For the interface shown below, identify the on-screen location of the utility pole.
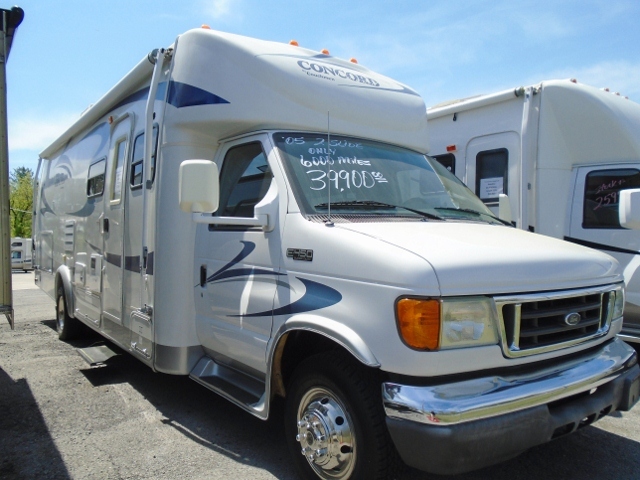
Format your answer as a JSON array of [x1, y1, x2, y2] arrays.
[[0, 6, 24, 329]]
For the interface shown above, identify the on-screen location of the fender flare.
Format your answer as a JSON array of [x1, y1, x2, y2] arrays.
[[55, 265, 75, 319], [270, 314, 380, 368]]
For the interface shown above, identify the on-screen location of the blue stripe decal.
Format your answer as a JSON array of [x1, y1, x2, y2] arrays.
[[234, 277, 342, 318], [167, 81, 229, 108]]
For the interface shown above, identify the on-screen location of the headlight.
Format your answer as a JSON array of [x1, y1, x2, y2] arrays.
[[396, 296, 499, 351], [611, 285, 625, 320], [441, 297, 499, 349]]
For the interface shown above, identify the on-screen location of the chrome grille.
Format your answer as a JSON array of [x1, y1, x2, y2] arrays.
[[496, 286, 615, 358]]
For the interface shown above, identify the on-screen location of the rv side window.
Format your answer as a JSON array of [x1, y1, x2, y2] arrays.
[[87, 158, 106, 197], [130, 125, 159, 188], [217, 142, 272, 218], [583, 168, 640, 229], [476, 148, 508, 204], [432, 153, 455, 174], [110, 138, 127, 202]]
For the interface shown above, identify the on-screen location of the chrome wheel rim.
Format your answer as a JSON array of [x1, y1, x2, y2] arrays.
[[295, 386, 356, 479]]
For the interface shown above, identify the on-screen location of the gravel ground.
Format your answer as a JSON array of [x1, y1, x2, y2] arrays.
[[1, 271, 640, 479]]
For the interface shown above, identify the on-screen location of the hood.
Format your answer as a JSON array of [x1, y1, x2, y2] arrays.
[[335, 222, 621, 296]]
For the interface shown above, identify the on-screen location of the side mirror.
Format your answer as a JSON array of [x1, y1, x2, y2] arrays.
[[179, 160, 219, 213], [498, 194, 512, 223], [619, 188, 640, 229]]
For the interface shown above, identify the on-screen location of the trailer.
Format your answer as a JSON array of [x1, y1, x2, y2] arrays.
[[427, 79, 640, 345], [10, 237, 32, 271], [34, 31, 640, 479]]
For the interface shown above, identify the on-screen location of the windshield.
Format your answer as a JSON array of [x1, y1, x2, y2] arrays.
[[273, 132, 502, 224]]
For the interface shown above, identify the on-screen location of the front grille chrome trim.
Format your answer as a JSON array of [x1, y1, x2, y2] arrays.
[[495, 285, 620, 358]]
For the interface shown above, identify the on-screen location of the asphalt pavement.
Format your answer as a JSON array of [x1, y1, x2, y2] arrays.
[[1, 272, 639, 479]]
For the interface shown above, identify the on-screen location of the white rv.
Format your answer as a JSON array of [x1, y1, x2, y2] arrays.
[[10, 237, 32, 272], [427, 79, 640, 346], [34, 31, 640, 478]]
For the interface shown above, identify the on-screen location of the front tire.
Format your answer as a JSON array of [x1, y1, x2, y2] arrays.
[[284, 351, 399, 480], [56, 287, 79, 340]]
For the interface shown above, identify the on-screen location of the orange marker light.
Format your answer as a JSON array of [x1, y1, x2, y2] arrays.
[[349, 58, 358, 64], [289, 40, 299, 46], [446, 144, 457, 152], [321, 48, 330, 55], [396, 298, 440, 350], [201, 24, 211, 29]]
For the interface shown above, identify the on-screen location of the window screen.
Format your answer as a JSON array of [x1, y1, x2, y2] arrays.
[[130, 125, 159, 188], [583, 168, 640, 229], [87, 158, 106, 197], [476, 148, 508, 204], [432, 153, 455, 174]]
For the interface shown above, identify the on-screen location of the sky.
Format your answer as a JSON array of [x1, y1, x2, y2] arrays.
[[4, 0, 640, 174]]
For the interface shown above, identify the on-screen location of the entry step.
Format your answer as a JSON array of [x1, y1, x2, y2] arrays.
[[77, 344, 120, 367]]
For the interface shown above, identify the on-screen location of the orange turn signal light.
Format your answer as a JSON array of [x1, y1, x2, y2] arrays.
[[396, 298, 440, 350]]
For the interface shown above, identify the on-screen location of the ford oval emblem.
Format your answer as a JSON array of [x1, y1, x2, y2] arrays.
[[564, 312, 581, 326]]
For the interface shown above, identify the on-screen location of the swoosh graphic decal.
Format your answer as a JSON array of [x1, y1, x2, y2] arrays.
[[206, 241, 255, 283], [209, 267, 283, 283], [233, 277, 342, 318], [167, 81, 230, 108]]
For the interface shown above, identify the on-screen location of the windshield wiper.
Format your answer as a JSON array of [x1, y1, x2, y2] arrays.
[[315, 200, 443, 220], [434, 207, 512, 226]]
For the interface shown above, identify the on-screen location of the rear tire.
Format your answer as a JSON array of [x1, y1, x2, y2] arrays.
[[284, 351, 399, 480], [56, 286, 79, 340]]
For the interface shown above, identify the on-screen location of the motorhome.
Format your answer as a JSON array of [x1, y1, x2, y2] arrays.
[[33, 31, 640, 478], [10, 237, 32, 272], [427, 79, 640, 346]]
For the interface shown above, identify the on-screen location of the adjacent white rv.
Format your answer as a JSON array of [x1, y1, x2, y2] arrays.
[[10, 237, 32, 272], [427, 79, 640, 345], [34, 31, 640, 479]]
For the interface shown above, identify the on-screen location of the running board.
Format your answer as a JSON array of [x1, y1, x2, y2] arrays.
[[189, 357, 268, 419], [77, 344, 120, 367]]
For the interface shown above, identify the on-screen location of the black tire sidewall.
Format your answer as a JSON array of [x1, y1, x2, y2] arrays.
[[284, 352, 393, 480]]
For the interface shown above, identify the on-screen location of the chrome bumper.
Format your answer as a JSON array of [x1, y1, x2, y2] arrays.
[[383, 338, 638, 426]]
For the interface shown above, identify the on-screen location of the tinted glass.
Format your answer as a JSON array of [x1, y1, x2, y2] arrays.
[[583, 168, 640, 228]]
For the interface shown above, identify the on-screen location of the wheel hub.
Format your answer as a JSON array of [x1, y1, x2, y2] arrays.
[[295, 388, 355, 479]]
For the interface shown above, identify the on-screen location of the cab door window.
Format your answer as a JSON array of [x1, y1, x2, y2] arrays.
[[583, 168, 640, 228], [217, 142, 272, 218]]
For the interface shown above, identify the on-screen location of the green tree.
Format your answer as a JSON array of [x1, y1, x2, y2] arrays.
[[9, 166, 33, 238]]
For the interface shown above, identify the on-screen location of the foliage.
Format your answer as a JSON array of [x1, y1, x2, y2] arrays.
[[9, 166, 33, 238]]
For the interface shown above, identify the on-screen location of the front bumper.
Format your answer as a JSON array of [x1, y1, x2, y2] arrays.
[[383, 338, 640, 475]]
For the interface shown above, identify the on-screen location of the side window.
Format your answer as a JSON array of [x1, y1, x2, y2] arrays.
[[583, 168, 640, 229], [111, 138, 127, 202], [87, 158, 106, 197], [476, 148, 508, 204], [218, 142, 272, 218], [130, 125, 159, 188], [432, 153, 455, 174]]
